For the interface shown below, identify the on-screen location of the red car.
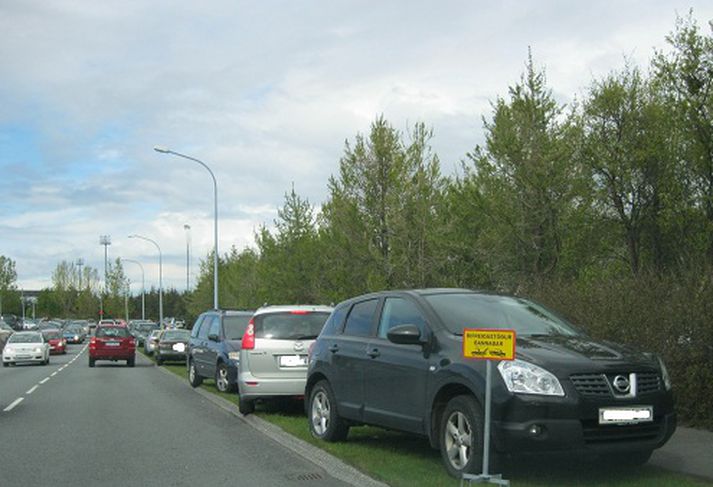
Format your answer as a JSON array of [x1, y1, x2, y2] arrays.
[[41, 329, 67, 355], [89, 324, 135, 367]]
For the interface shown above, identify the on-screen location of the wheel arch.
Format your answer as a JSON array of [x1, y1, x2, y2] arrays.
[[429, 382, 481, 449]]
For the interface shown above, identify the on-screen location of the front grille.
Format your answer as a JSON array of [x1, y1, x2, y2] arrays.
[[637, 371, 662, 395], [581, 417, 663, 444], [570, 373, 609, 397]]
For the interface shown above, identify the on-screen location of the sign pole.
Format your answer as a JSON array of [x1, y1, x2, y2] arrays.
[[483, 360, 492, 477]]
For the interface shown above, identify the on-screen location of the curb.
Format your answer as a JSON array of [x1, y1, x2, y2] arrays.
[[148, 357, 389, 487]]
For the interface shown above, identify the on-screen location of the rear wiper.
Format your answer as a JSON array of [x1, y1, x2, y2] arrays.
[[291, 335, 317, 340]]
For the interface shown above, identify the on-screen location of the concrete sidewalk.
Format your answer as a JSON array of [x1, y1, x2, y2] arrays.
[[651, 426, 713, 482]]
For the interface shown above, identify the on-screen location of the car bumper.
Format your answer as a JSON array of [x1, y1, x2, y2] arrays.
[[491, 392, 677, 454], [3, 354, 45, 363], [238, 370, 306, 399], [90, 350, 135, 360], [156, 351, 187, 362], [50, 346, 65, 354]]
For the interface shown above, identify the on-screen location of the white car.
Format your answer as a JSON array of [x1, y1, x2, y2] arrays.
[[2, 331, 50, 366]]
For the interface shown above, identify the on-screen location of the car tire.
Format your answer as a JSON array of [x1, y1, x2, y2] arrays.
[[43, 357, 50, 366], [308, 380, 349, 442], [439, 395, 495, 478], [239, 395, 255, 415], [89, 358, 95, 367], [155, 356, 163, 366], [127, 358, 135, 367], [188, 360, 203, 387], [215, 362, 234, 393]]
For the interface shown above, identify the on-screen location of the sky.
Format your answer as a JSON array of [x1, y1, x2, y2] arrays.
[[1, 1, 711, 293]]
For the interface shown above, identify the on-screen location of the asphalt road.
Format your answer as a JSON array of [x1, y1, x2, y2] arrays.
[[0, 344, 351, 487]]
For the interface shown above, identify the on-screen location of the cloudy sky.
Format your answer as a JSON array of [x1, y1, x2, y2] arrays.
[[1, 1, 711, 292]]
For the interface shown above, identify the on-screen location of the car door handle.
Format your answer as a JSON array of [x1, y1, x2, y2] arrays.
[[328, 344, 339, 353], [367, 348, 380, 358]]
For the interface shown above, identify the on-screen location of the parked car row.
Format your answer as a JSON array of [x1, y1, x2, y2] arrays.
[[178, 288, 677, 478]]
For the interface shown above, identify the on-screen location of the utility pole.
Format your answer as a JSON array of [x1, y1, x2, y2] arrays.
[[184, 224, 191, 291], [76, 258, 85, 289], [99, 235, 111, 318]]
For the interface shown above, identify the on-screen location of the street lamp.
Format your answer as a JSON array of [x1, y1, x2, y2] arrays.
[[154, 145, 219, 310], [121, 258, 145, 320], [128, 234, 162, 327], [99, 235, 111, 317], [183, 224, 191, 292]]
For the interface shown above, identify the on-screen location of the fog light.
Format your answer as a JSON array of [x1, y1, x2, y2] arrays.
[[528, 424, 543, 436]]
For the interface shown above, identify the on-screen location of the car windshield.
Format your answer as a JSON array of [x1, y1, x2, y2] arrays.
[[96, 327, 130, 338], [162, 330, 189, 341], [138, 324, 158, 333], [223, 315, 252, 340], [0, 322, 12, 331], [424, 293, 580, 338], [42, 331, 61, 340], [253, 312, 331, 340], [9, 333, 42, 344]]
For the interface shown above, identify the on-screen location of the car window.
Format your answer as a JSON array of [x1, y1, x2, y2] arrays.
[[223, 315, 251, 340], [208, 317, 221, 338], [190, 316, 205, 338], [343, 299, 378, 337], [424, 293, 580, 337], [253, 311, 331, 340], [96, 327, 130, 338], [9, 333, 42, 343], [198, 316, 214, 340], [163, 330, 190, 341], [321, 306, 348, 336], [43, 331, 62, 340], [377, 297, 427, 339]]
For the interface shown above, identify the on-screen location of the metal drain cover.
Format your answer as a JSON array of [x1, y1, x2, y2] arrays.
[[285, 472, 324, 481]]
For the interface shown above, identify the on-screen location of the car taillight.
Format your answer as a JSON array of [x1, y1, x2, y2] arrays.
[[128, 339, 136, 347], [290, 310, 310, 315], [90, 337, 97, 346], [241, 319, 255, 350]]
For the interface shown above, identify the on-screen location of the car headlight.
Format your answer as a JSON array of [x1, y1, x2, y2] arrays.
[[658, 356, 672, 391], [74, 335, 79, 340], [498, 359, 565, 396], [228, 351, 240, 361], [34, 347, 42, 353]]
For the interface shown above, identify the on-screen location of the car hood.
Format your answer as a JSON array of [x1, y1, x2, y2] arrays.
[[515, 334, 657, 374], [4, 343, 44, 352]]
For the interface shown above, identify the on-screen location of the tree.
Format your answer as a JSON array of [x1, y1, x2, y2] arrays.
[[462, 54, 582, 285], [581, 66, 680, 274], [0, 256, 18, 316], [653, 14, 713, 263]]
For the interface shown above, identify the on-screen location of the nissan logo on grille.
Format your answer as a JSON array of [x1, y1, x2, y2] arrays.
[[613, 375, 631, 394]]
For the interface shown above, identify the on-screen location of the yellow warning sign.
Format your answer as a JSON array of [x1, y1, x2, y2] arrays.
[[463, 328, 516, 360]]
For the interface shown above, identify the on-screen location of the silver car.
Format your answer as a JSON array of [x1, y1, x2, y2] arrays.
[[237, 305, 333, 414], [2, 331, 50, 366], [144, 329, 162, 355]]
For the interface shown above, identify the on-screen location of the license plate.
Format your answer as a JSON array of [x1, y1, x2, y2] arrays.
[[599, 406, 653, 425], [279, 355, 307, 367], [105, 341, 120, 347], [172, 343, 186, 352]]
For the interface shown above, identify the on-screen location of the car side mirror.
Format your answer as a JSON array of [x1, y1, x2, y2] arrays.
[[387, 324, 423, 345], [208, 333, 220, 342]]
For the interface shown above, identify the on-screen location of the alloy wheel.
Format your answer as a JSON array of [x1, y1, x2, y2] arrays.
[[216, 365, 229, 392], [311, 390, 330, 436], [444, 411, 473, 470]]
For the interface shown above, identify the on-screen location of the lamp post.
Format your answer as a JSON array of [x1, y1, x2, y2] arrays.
[[76, 258, 84, 289], [99, 235, 111, 317], [183, 224, 191, 292], [128, 234, 162, 327], [154, 146, 219, 310], [121, 258, 145, 320]]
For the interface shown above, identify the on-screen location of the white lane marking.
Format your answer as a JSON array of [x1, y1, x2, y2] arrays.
[[4, 397, 24, 412], [26, 385, 38, 395], [51, 371, 58, 377], [39, 377, 50, 384]]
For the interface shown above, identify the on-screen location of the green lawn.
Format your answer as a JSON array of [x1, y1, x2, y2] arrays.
[[151, 356, 711, 487]]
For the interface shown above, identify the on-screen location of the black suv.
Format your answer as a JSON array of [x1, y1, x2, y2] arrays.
[[187, 310, 253, 393], [306, 289, 676, 477]]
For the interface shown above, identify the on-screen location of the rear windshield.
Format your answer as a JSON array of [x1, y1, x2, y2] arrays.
[[253, 311, 330, 340], [424, 293, 580, 337], [223, 315, 252, 340], [43, 331, 61, 340], [137, 324, 158, 333], [162, 330, 190, 341], [9, 333, 42, 343], [96, 327, 130, 338]]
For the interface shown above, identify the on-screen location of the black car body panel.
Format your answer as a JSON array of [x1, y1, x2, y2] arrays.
[[307, 289, 676, 458]]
